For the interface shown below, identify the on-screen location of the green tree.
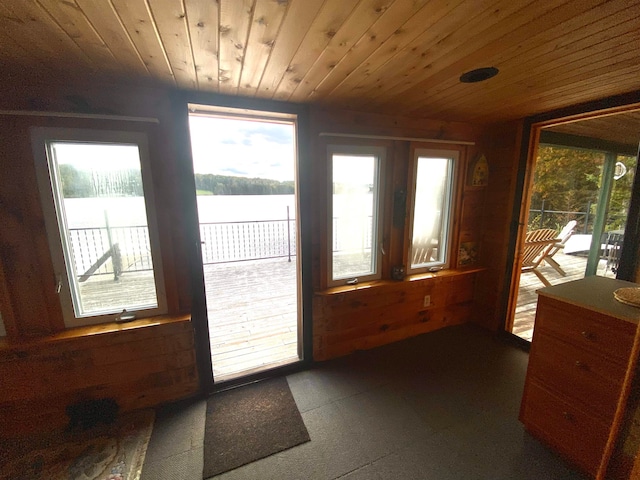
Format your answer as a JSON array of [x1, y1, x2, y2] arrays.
[[193, 174, 295, 195], [59, 164, 93, 197], [530, 146, 635, 233]]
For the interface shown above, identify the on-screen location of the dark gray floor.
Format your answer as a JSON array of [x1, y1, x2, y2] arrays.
[[141, 324, 588, 479]]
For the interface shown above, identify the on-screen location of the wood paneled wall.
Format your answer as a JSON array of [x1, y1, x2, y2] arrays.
[[0, 83, 202, 437], [0, 316, 197, 438], [0, 81, 520, 436], [308, 108, 494, 359], [472, 122, 524, 331], [314, 270, 482, 361]]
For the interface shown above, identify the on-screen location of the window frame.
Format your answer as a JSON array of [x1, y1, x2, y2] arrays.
[[326, 144, 385, 287], [31, 127, 168, 328], [406, 147, 459, 274]]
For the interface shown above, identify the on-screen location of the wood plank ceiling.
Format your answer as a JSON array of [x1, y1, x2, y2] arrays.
[[545, 111, 640, 149], [1, 0, 639, 124]]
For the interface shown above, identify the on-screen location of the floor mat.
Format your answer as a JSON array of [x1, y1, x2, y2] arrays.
[[203, 377, 310, 478]]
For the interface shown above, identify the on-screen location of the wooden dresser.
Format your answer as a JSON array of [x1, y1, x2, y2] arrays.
[[520, 276, 640, 478]]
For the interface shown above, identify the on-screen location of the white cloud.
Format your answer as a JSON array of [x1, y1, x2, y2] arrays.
[[188, 115, 295, 182]]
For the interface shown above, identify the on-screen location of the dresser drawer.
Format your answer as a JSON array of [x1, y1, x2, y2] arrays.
[[528, 332, 624, 420], [535, 297, 636, 364], [521, 381, 609, 476]]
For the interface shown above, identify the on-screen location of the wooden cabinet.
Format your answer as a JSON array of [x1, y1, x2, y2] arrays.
[[520, 276, 640, 478]]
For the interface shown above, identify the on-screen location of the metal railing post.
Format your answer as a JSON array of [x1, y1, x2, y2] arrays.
[[584, 201, 591, 233], [287, 206, 291, 262]]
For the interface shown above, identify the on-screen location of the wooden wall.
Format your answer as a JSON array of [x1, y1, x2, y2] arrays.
[[308, 108, 496, 360], [472, 122, 524, 331], [0, 316, 197, 438], [0, 83, 202, 438], [0, 81, 521, 437]]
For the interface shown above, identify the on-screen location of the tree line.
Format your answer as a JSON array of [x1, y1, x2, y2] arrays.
[[530, 146, 635, 231], [195, 173, 294, 195], [59, 164, 143, 198], [58, 165, 294, 198]]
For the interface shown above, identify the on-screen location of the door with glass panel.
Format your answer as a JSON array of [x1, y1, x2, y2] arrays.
[[509, 129, 637, 342], [187, 107, 302, 383]]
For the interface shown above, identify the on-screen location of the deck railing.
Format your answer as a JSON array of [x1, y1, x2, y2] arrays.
[[69, 218, 298, 277], [200, 219, 297, 264], [69, 225, 153, 277], [529, 201, 625, 233], [69, 214, 378, 278]]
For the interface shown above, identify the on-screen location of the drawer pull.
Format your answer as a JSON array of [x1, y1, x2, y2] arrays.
[[562, 411, 573, 421], [581, 331, 594, 340]]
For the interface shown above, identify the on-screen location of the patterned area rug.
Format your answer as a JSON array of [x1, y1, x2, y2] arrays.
[[0, 409, 154, 480]]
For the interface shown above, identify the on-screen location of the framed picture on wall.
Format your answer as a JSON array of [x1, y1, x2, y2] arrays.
[[469, 154, 489, 187]]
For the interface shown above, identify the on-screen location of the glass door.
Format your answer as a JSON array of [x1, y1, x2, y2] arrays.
[[510, 131, 636, 342], [187, 108, 302, 382]]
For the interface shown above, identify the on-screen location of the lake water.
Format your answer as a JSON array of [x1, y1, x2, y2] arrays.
[[64, 194, 297, 229]]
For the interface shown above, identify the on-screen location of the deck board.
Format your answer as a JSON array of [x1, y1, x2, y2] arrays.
[[512, 251, 616, 341], [203, 258, 300, 382]]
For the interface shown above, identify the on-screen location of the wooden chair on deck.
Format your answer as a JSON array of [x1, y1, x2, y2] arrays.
[[540, 220, 577, 276], [521, 228, 560, 287]]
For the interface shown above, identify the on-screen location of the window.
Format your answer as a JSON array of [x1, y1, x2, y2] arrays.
[[31, 128, 166, 327], [408, 148, 457, 272], [328, 145, 384, 286]]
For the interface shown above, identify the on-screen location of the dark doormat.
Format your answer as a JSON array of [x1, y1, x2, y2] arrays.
[[203, 376, 310, 478]]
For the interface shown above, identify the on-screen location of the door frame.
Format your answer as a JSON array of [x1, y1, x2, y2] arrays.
[[170, 92, 313, 394], [499, 91, 640, 340]]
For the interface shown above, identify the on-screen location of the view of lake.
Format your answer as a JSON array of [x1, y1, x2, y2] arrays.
[[64, 194, 298, 229]]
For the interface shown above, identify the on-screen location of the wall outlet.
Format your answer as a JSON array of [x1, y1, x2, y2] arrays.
[[423, 295, 431, 308]]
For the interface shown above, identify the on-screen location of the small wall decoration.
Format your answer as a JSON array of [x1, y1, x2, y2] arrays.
[[470, 153, 489, 187], [458, 241, 478, 267]]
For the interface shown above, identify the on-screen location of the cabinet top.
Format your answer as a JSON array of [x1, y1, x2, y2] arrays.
[[538, 276, 640, 324]]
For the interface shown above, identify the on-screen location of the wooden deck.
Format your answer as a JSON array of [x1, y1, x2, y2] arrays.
[[79, 257, 300, 383], [512, 251, 616, 341], [203, 258, 300, 382]]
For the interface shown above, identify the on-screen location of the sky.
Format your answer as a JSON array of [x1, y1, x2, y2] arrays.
[[188, 115, 296, 182], [52, 142, 141, 172]]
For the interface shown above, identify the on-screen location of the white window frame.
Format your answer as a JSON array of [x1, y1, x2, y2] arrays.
[[31, 127, 167, 328], [407, 148, 457, 273], [327, 144, 385, 287]]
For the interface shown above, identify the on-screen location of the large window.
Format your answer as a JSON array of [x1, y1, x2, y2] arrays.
[[408, 148, 456, 272], [328, 145, 384, 286], [32, 128, 166, 328]]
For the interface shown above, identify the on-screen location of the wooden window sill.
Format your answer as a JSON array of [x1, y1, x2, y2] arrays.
[[0, 314, 191, 352], [316, 267, 485, 296]]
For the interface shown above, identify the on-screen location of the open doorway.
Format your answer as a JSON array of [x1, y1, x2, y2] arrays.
[[507, 109, 640, 341], [187, 106, 302, 382]]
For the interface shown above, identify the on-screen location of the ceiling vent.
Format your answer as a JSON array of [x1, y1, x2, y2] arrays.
[[460, 67, 499, 83]]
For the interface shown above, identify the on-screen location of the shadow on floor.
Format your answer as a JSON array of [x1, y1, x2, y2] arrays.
[[141, 324, 588, 480]]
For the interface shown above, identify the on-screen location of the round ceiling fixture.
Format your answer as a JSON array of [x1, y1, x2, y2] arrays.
[[459, 67, 499, 83]]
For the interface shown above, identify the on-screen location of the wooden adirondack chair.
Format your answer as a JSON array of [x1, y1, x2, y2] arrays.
[[541, 220, 577, 276], [521, 228, 560, 287]]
